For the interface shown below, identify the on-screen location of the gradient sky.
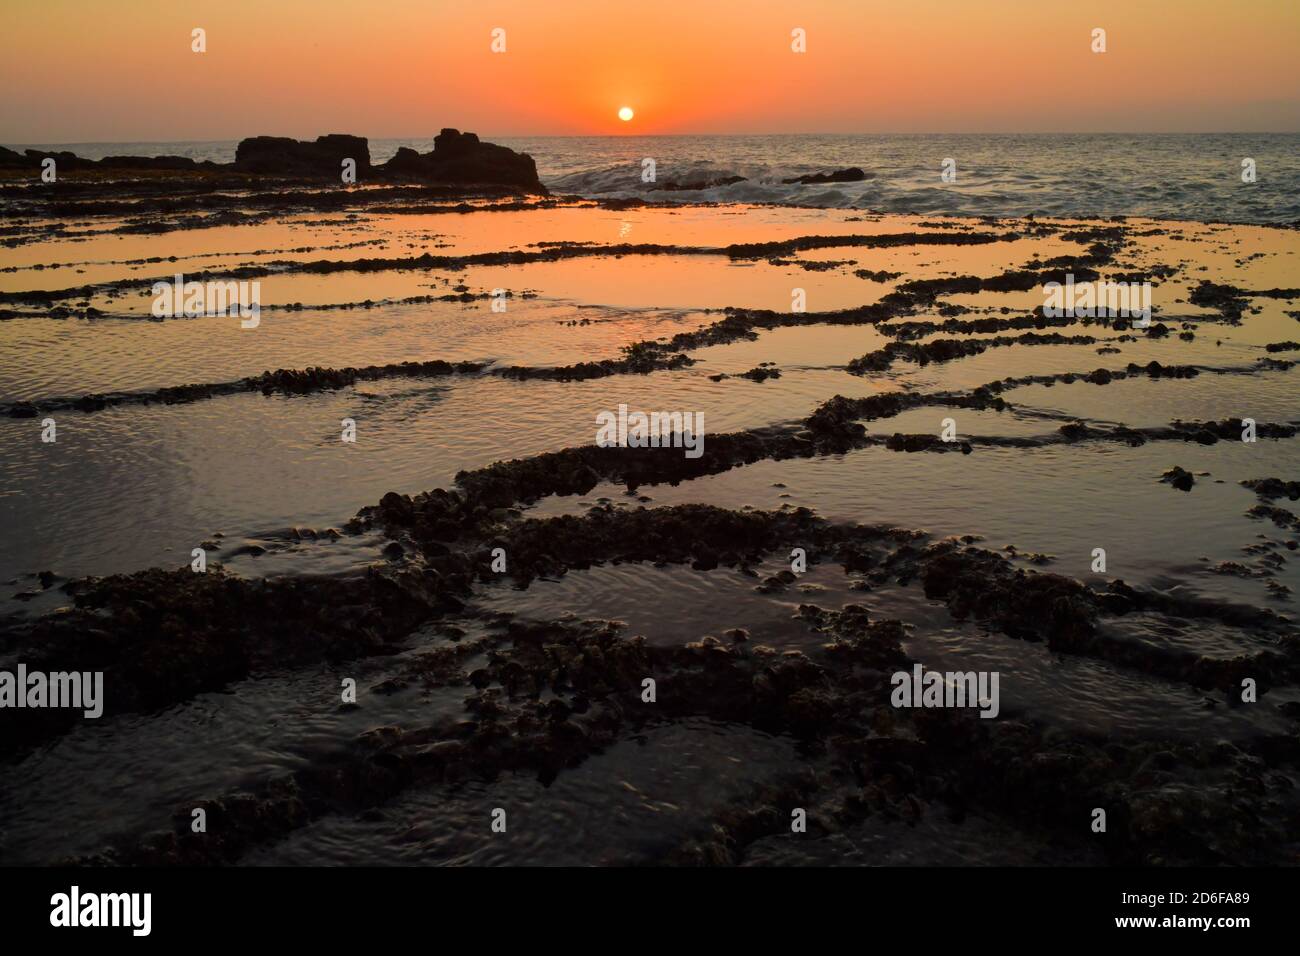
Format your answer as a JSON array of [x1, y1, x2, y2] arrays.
[[2, 0, 1297, 142]]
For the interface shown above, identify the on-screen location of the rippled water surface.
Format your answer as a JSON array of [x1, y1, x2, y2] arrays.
[[2, 176, 1298, 867]]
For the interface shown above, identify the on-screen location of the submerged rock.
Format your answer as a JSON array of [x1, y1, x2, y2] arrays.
[[655, 175, 747, 191], [1160, 466, 1196, 492], [782, 167, 869, 185], [738, 365, 782, 382], [1242, 477, 1300, 501]]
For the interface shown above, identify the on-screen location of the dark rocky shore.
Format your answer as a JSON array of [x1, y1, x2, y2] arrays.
[[0, 128, 545, 193], [6, 492, 1299, 865]]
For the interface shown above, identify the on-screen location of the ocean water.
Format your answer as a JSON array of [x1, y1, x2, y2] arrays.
[[11, 133, 1300, 224]]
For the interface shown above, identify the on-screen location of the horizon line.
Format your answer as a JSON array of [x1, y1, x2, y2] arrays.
[[7, 130, 1300, 147]]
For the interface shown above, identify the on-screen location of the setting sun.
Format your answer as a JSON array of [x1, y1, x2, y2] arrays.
[[618, 106, 634, 122]]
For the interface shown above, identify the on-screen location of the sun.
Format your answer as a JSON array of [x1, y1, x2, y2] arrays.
[[618, 106, 634, 122]]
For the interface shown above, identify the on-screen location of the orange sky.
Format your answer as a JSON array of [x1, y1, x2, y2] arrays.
[[2, 0, 1297, 142]]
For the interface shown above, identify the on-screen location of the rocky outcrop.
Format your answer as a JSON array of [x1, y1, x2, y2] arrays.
[[1, 130, 545, 194], [0, 148, 95, 171], [0, 145, 24, 167], [234, 133, 370, 176], [379, 129, 543, 191], [0, 146, 213, 172]]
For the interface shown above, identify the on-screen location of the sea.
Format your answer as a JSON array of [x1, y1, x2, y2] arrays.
[[11, 132, 1300, 224]]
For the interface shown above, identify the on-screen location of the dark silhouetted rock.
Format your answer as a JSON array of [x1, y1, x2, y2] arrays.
[[1241, 477, 1300, 501], [379, 129, 543, 192], [1161, 466, 1196, 492], [3, 130, 544, 194], [98, 155, 203, 170], [381, 147, 428, 176], [783, 167, 869, 185], [21, 149, 93, 170], [656, 175, 747, 191], [234, 134, 371, 176], [0, 145, 29, 168]]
